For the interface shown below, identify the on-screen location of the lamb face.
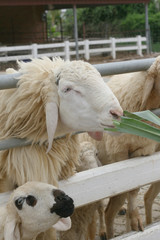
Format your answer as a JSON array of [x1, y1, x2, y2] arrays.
[[57, 60, 123, 140], [11, 182, 74, 236]]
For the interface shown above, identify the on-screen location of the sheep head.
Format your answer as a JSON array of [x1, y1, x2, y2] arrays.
[[45, 59, 123, 151], [3, 181, 74, 240], [11, 58, 123, 152]]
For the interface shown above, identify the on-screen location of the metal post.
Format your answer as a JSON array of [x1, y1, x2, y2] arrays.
[[73, 4, 79, 60], [145, 3, 150, 54]]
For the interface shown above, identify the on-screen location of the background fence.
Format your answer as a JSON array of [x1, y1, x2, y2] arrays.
[[0, 58, 160, 239], [0, 35, 147, 62]]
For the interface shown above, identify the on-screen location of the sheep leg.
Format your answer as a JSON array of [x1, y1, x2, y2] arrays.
[[97, 201, 107, 240], [87, 212, 97, 240], [105, 193, 127, 239], [144, 182, 160, 225], [127, 188, 144, 232]]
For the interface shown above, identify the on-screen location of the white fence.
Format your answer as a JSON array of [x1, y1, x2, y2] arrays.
[[0, 35, 147, 62], [0, 58, 160, 239]]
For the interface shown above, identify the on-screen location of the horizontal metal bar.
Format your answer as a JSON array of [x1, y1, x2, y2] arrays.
[[0, 108, 159, 151], [0, 73, 20, 89], [0, 138, 31, 151], [94, 57, 155, 76], [0, 58, 156, 89]]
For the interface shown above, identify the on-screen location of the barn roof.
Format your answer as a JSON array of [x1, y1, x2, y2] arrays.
[[0, 0, 150, 7]]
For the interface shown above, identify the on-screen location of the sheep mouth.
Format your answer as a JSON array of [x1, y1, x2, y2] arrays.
[[100, 123, 115, 128]]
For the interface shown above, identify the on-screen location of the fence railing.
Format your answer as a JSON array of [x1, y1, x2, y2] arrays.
[[0, 58, 160, 239], [0, 35, 147, 62]]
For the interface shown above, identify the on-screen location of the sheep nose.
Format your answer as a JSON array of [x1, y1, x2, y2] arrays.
[[51, 189, 74, 217], [53, 189, 70, 202], [110, 109, 123, 120]]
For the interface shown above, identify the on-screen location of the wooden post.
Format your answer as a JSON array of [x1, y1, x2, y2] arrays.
[[137, 35, 142, 56], [32, 44, 38, 58], [110, 37, 116, 59], [84, 39, 89, 60], [64, 41, 70, 60]]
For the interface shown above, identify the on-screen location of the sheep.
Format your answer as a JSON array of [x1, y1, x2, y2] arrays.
[[79, 56, 160, 239], [59, 141, 106, 240], [0, 181, 74, 240], [0, 57, 123, 239]]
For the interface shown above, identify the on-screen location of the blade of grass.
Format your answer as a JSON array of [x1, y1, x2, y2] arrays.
[[113, 121, 160, 142], [120, 117, 160, 135], [124, 110, 160, 126]]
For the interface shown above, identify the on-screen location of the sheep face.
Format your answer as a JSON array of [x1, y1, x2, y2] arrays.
[[5, 182, 74, 239], [57, 61, 123, 139]]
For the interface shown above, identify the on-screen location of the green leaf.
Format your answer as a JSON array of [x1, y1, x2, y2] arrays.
[[114, 121, 160, 142], [120, 117, 160, 135], [124, 110, 160, 126], [104, 110, 160, 143]]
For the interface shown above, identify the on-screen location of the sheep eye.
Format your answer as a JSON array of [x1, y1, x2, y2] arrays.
[[64, 87, 72, 93], [15, 197, 25, 210], [26, 195, 37, 207]]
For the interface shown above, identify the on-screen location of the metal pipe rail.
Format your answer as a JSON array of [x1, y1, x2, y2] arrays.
[[94, 57, 155, 76], [0, 57, 158, 150], [0, 58, 156, 89]]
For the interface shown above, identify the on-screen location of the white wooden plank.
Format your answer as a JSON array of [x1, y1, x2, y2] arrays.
[[0, 45, 32, 51], [113, 221, 160, 240], [90, 48, 111, 53], [37, 52, 65, 57], [0, 55, 32, 62], [37, 43, 64, 49], [115, 38, 137, 43], [59, 151, 160, 208], [89, 40, 111, 45], [116, 46, 138, 51]]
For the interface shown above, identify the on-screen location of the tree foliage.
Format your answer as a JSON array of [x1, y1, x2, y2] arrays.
[[48, 0, 160, 45]]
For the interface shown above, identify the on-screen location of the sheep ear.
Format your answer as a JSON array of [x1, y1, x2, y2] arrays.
[[46, 101, 58, 153], [52, 217, 72, 231], [141, 76, 154, 109], [4, 217, 20, 240]]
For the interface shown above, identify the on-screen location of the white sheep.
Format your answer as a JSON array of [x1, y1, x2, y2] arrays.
[[0, 57, 123, 240], [59, 141, 106, 240], [0, 181, 74, 240], [79, 56, 160, 239]]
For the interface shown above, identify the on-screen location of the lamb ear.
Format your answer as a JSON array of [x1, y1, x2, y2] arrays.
[[46, 101, 58, 153], [4, 216, 20, 240], [52, 217, 72, 231]]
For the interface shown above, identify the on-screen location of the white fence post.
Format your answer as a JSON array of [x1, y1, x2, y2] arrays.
[[137, 35, 143, 56], [32, 43, 38, 58], [84, 39, 90, 60], [110, 37, 116, 59], [64, 41, 70, 60]]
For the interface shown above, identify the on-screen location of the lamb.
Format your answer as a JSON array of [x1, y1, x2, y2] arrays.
[[0, 181, 74, 240], [79, 56, 160, 239], [0, 57, 123, 239], [59, 141, 106, 240]]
